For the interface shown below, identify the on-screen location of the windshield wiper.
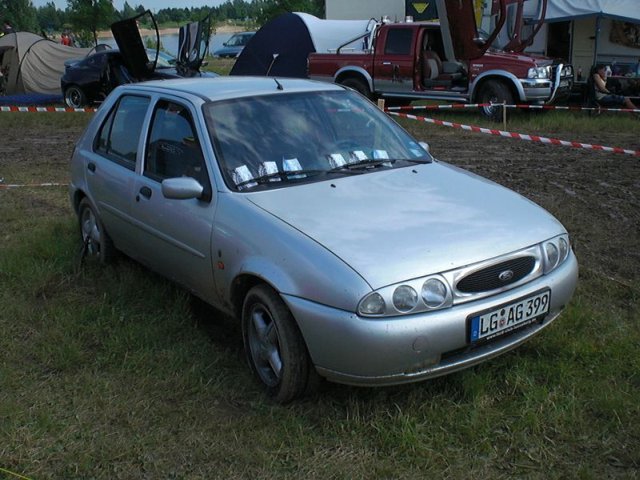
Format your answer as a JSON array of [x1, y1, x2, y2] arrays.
[[328, 159, 394, 172], [235, 169, 325, 188]]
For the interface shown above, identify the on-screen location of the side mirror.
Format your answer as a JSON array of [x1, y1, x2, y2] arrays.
[[161, 177, 204, 200], [419, 141, 430, 153], [222, 41, 229, 46]]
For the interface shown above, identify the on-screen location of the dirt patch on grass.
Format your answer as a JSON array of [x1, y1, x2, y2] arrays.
[[3, 118, 638, 290]]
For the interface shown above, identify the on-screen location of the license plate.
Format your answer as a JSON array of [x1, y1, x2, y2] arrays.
[[469, 290, 550, 343]]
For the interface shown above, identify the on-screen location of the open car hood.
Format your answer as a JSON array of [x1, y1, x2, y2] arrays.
[[111, 11, 211, 80], [111, 10, 158, 80]]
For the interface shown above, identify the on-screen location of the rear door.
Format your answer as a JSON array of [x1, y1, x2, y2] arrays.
[[373, 26, 418, 94], [85, 94, 151, 254]]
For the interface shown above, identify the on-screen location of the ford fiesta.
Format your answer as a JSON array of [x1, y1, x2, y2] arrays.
[[69, 77, 578, 402]]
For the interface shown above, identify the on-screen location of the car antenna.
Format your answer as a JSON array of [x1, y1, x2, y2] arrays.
[[274, 78, 284, 90]]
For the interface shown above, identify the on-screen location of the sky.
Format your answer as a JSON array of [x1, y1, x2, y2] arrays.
[[31, 0, 227, 11]]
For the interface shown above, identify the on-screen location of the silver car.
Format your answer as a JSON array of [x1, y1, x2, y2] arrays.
[[70, 77, 578, 402]]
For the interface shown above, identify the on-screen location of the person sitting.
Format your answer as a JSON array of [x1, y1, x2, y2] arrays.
[[591, 64, 638, 110]]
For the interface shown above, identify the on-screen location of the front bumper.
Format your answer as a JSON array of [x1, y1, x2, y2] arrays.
[[520, 63, 573, 103], [285, 251, 578, 386]]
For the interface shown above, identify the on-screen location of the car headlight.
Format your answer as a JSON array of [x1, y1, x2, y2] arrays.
[[527, 66, 551, 79], [543, 234, 571, 274], [359, 292, 386, 316], [358, 275, 452, 317], [393, 285, 418, 312]]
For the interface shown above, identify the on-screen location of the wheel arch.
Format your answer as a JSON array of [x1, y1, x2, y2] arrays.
[[471, 71, 524, 103], [334, 67, 374, 92]]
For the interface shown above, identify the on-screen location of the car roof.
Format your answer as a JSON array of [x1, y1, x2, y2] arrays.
[[124, 76, 344, 102]]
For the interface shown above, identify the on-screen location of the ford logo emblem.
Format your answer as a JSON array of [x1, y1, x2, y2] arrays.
[[499, 270, 514, 282]]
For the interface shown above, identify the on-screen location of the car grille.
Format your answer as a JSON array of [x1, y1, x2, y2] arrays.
[[456, 256, 536, 293]]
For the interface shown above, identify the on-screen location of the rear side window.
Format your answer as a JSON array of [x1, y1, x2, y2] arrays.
[[384, 28, 414, 55], [95, 95, 150, 170]]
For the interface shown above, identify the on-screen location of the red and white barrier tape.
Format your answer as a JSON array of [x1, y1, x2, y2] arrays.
[[0, 105, 95, 113], [386, 103, 490, 111], [0, 182, 68, 189], [386, 103, 640, 113], [388, 112, 640, 157]]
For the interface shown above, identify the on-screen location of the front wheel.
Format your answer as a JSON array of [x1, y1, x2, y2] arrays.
[[64, 85, 87, 108], [478, 80, 513, 122], [339, 77, 373, 100], [242, 284, 316, 403]]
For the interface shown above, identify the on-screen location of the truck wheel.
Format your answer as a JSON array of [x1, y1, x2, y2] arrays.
[[340, 77, 373, 100], [478, 81, 513, 122]]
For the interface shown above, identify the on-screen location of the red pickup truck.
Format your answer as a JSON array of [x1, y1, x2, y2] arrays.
[[308, 0, 573, 119]]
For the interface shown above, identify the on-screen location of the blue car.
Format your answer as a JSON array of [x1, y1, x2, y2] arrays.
[[213, 32, 255, 58]]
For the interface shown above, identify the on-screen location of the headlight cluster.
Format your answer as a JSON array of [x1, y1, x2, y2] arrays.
[[543, 234, 571, 274], [527, 66, 551, 79], [358, 276, 452, 317]]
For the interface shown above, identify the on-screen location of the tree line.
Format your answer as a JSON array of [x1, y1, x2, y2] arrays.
[[1, 0, 325, 45]]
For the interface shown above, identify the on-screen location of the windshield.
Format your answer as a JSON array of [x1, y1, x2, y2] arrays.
[[226, 33, 253, 47], [203, 90, 432, 191]]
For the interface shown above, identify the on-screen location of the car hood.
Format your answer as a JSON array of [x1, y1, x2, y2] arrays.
[[246, 162, 565, 290]]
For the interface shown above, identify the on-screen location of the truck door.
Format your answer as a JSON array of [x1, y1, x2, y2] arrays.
[[373, 26, 418, 94], [501, 0, 547, 53], [435, 0, 506, 62]]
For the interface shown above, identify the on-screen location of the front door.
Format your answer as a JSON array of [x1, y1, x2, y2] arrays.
[[373, 26, 417, 94], [130, 98, 216, 299]]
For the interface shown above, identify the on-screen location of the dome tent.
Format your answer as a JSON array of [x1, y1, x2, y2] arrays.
[[0, 32, 91, 95], [230, 12, 373, 78]]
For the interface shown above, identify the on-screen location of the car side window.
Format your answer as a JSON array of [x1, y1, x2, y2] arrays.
[[144, 100, 211, 192], [384, 28, 413, 55], [95, 95, 150, 170]]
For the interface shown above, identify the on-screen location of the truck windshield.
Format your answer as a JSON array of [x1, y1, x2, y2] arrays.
[[203, 90, 432, 191]]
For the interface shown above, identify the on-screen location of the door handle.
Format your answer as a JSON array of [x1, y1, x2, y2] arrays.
[[136, 186, 152, 202], [382, 61, 392, 66], [87, 162, 96, 172]]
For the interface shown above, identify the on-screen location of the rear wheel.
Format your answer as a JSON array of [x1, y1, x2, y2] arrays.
[[478, 80, 513, 122], [64, 85, 87, 108], [78, 198, 116, 264], [242, 284, 316, 403], [340, 77, 373, 100]]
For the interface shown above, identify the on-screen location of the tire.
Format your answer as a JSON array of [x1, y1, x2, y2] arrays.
[[340, 77, 373, 100], [242, 284, 315, 403], [64, 85, 87, 108], [478, 80, 513, 122], [78, 198, 116, 264]]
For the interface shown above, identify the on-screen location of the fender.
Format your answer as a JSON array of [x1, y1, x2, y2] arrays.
[[470, 70, 526, 102], [334, 66, 374, 92]]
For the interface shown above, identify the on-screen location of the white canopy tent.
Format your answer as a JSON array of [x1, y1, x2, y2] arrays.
[[545, 0, 640, 23]]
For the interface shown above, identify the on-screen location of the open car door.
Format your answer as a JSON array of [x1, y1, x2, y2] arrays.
[[501, 0, 547, 52], [435, 0, 506, 61], [111, 10, 159, 80], [176, 13, 212, 76]]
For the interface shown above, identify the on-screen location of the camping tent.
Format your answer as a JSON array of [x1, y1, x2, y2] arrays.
[[545, 0, 640, 23], [230, 12, 373, 77], [0, 32, 92, 95]]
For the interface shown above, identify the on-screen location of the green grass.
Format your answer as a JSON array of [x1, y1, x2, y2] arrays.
[[1, 112, 639, 479]]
